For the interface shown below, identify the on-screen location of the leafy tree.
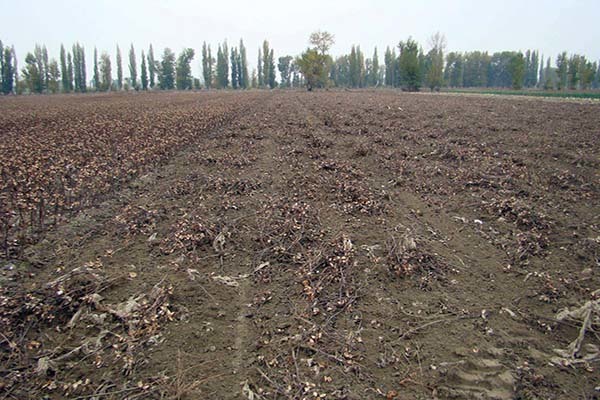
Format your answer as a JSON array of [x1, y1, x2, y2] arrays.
[[116, 46, 123, 90], [384, 46, 396, 86], [580, 59, 595, 89], [176, 48, 194, 90], [201, 42, 213, 89], [262, 40, 272, 88], [251, 68, 257, 88], [159, 48, 176, 89], [296, 32, 334, 91], [398, 37, 421, 91], [556, 52, 568, 90], [216, 42, 229, 89], [425, 32, 446, 91], [72, 44, 81, 91], [230, 47, 239, 89], [93, 48, 100, 91], [100, 52, 112, 91], [47, 59, 60, 93], [268, 49, 276, 88], [462, 51, 490, 87], [60, 45, 70, 93], [257, 48, 263, 87], [538, 54, 545, 88], [508, 52, 525, 89], [445, 52, 464, 87], [2, 47, 14, 94], [278, 55, 293, 87], [567, 54, 582, 90], [23, 52, 43, 93], [370, 47, 379, 86], [42, 45, 49, 90], [148, 44, 156, 88], [129, 44, 137, 90], [67, 52, 74, 92], [140, 50, 148, 90], [239, 39, 249, 89]]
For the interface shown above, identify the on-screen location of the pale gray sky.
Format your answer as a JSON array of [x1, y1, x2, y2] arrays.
[[2, 0, 599, 79]]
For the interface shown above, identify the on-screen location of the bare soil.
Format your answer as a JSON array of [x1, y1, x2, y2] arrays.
[[1, 90, 599, 399]]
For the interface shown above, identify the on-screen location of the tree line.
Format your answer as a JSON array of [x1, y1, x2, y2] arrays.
[[0, 34, 598, 94]]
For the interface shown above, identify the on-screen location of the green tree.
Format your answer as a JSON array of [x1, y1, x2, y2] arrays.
[[2, 47, 14, 94], [202, 42, 213, 89], [230, 47, 239, 89], [42, 45, 49, 90], [508, 52, 525, 89], [100, 52, 112, 91], [159, 48, 176, 89], [93, 47, 100, 91], [257, 48, 263, 87], [398, 37, 421, 91], [216, 43, 229, 89], [140, 50, 148, 90], [370, 47, 379, 86], [425, 32, 446, 91], [445, 52, 464, 87], [129, 44, 137, 90], [556, 52, 568, 90], [116, 46, 123, 90], [67, 52, 74, 92], [567, 54, 582, 90], [60, 44, 70, 92], [23, 52, 43, 93], [278, 55, 293, 87], [239, 39, 249, 89], [268, 49, 276, 88], [72, 44, 81, 92], [148, 44, 156, 88], [384, 46, 396, 86], [47, 59, 60, 93], [176, 48, 195, 90], [297, 31, 334, 91]]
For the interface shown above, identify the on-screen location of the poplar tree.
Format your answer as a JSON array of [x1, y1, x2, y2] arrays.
[[100, 52, 112, 91], [257, 48, 263, 87], [141, 50, 148, 90], [202, 42, 212, 89], [268, 49, 276, 88], [239, 39, 249, 89], [148, 44, 156, 88], [129, 44, 137, 89], [2, 47, 14, 94], [175, 48, 194, 90], [159, 48, 176, 90], [116, 45, 123, 90], [371, 47, 379, 86], [93, 47, 100, 91], [60, 45, 68, 92], [67, 52, 74, 92]]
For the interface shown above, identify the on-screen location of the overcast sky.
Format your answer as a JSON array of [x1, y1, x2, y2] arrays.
[[2, 0, 599, 79]]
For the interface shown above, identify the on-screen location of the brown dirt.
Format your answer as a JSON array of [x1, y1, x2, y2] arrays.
[[1, 90, 599, 399]]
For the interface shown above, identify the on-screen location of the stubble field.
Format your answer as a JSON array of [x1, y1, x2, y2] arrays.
[[1, 90, 599, 399]]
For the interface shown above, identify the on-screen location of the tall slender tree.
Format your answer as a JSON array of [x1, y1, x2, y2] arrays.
[[129, 44, 137, 89], [60, 45, 70, 92], [176, 48, 195, 90], [140, 50, 148, 90], [148, 44, 156, 88], [67, 52, 74, 92], [257, 48, 263, 87], [93, 47, 100, 91], [100, 52, 112, 91], [116, 46, 123, 90], [159, 48, 176, 89], [239, 39, 249, 89], [2, 47, 14, 94], [201, 42, 214, 89]]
